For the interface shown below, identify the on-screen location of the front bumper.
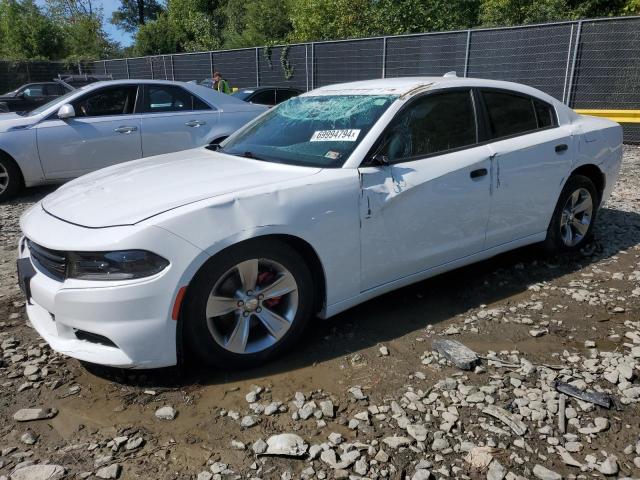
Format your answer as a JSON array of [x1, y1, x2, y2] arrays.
[[18, 206, 206, 369]]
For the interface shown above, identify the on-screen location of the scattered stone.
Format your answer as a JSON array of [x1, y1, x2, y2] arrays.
[[482, 405, 527, 436], [155, 406, 176, 421], [598, 456, 619, 476], [382, 436, 412, 449], [13, 408, 57, 422], [532, 464, 562, 480], [10, 464, 65, 480], [263, 433, 308, 457], [20, 431, 37, 445], [348, 386, 367, 400], [95, 464, 121, 479], [320, 449, 360, 469], [432, 338, 480, 370], [252, 439, 267, 454], [319, 400, 335, 418]]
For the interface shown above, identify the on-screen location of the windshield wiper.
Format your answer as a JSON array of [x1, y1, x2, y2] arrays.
[[206, 143, 224, 152]]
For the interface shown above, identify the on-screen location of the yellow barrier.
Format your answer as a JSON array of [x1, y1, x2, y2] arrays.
[[574, 109, 640, 124]]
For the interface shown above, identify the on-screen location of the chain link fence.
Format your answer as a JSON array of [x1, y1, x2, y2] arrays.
[[1, 16, 639, 142], [0, 61, 87, 93]]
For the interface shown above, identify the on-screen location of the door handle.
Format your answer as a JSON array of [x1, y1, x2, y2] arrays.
[[555, 143, 568, 153], [114, 126, 137, 134], [470, 168, 488, 179], [185, 120, 206, 127]]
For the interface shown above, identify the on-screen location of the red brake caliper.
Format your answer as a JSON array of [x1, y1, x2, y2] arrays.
[[258, 271, 282, 308]]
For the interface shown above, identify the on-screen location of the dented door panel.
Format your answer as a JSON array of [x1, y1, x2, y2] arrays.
[[358, 144, 492, 291], [484, 127, 574, 248]]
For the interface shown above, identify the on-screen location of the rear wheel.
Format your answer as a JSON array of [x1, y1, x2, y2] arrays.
[[0, 154, 23, 202], [182, 239, 314, 369], [544, 175, 598, 252]]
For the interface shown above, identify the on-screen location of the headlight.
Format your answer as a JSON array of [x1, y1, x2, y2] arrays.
[[67, 250, 169, 281]]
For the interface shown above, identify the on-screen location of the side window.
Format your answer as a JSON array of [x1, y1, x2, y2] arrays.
[[249, 90, 276, 105], [192, 95, 212, 111], [276, 89, 299, 104], [73, 86, 138, 117], [380, 90, 477, 162], [144, 85, 203, 112], [533, 98, 556, 129], [482, 91, 538, 139], [44, 84, 63, 96], [23, 85, 45, 97]]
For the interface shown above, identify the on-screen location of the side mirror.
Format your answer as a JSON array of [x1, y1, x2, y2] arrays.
[[57, 104, 75, 120], [371, 152, 390, 166]]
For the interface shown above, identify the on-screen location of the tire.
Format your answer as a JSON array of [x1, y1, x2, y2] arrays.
[[544, 174, 599, 253], [0, 154, 23, 202], [182, 238, 314, 369]]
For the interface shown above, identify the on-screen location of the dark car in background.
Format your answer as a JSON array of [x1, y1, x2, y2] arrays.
[[0, 81, 71, 113], [232, 86, 302, 106], [0, 74, 112, 113]]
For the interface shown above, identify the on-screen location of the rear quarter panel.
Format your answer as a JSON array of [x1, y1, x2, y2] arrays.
[[573, 115, 623, 204]]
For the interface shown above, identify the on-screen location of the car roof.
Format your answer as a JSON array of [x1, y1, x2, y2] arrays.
[[79, 79, 256, 109], [304, 76, 559, 104]]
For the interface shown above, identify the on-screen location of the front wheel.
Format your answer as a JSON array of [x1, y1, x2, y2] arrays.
[[544, 174, 598, 252], [182, 239, 314, 369]]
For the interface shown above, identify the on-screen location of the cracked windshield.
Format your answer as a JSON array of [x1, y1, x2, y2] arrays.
[[219, 95, 398, 167]]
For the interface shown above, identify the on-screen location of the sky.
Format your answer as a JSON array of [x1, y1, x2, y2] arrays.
[[98, 0, 134, 46]]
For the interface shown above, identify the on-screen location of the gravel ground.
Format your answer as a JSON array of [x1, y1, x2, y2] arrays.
[[1, 147, 639, 480]]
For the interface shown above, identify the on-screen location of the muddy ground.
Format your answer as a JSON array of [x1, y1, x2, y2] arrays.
[[0, 148, 639, 480]]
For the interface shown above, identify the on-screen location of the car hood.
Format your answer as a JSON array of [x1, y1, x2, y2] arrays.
[[0, 113, 39, 132], [42, 148, 321, 228]]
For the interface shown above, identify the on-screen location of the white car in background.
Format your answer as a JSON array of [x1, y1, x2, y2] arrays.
[[18, 76, 622, 369], [0, 80, 267, 200]]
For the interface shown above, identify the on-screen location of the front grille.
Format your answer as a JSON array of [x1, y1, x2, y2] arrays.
[[27, 240, 66, 281]]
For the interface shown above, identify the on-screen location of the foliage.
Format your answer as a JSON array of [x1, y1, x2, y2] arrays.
[[2, 0, 640, 61], [135, 12, 181, 55], [478, 0, 570, 26], [111, 0, 164, 33], [221, 0, 292, 49], [46, 0, 117, 60], [134, 0, 224, 55], [0, 0, 66, 60], [280, 45, 294, 79]]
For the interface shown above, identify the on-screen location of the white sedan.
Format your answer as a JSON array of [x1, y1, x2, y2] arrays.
[[0, 80, 266, 200], [18, 76, 622, 369]]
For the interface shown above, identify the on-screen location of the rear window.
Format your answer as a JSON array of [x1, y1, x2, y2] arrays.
[[534, 98, 556, 128], [482, 91, 537, 138], [482, 90, 556, 139]]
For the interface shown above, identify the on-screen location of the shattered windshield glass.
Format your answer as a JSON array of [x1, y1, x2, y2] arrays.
[[218, 94, 397, 167]]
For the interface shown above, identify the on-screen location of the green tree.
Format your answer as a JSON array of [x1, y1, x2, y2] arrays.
[[288, 0, 479, 42], [111, 0, 164, 33], [478, 0, 569, 26], [0, 0, 65, 59], [45, 0, 116, 59], [222, 0, 292, 48], [135, 12, 181, 54]]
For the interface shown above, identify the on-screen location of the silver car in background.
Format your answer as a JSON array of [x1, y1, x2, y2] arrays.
[[0, 80, 268, 200]]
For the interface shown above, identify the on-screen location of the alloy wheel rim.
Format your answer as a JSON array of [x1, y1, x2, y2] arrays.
[[205, 258, 298, 354], [560, 187, 593, 247], [0, 163, 8, 194]]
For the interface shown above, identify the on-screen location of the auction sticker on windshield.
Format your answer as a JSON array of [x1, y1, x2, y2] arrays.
[[310, 129, 361, 142]]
